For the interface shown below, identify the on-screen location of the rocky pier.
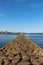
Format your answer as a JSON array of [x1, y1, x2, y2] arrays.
[[0, 34, 43, 65]]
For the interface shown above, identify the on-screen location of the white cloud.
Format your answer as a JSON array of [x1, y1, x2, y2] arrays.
[[0, 0, 28, 5], [29, 4, 43, 7], [0, 13, 5, 16]]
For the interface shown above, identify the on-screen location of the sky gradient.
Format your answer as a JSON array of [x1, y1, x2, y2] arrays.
[[0, 0, 43, 33]]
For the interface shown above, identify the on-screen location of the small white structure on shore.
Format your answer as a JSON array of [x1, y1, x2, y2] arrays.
[[5, 31, 7, 34]]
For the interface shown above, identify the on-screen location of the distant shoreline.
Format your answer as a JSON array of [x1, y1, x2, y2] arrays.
[[0, 32, 20, 34], [0, 32, 43, 34]]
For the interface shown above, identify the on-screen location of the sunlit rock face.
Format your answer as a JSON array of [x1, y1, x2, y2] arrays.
[[0, 34, 43, 65]]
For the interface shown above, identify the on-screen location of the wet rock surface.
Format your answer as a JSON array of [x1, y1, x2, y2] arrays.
[[0, 34, 43, 65]]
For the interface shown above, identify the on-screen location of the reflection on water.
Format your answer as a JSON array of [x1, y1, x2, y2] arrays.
[[25, 33, 43, 48], [0, 33, 43, 48], [0, 34, 18, 48]]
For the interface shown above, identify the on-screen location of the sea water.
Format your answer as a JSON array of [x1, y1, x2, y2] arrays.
[[0, 33, 43, 48]]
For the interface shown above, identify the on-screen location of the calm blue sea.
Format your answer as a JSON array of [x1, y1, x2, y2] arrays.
[[0, 34, 43, 48]]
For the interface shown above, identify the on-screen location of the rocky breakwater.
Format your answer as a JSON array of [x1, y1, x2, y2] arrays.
[[0, 34, 43, 65]]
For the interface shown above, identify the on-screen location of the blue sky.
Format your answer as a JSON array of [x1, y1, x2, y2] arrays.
[[0, 0, 43, 33]]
